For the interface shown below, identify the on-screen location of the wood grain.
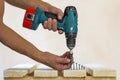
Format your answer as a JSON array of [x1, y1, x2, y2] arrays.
[[4, 64, 36, 78], [63, 69, 86, 77], [85, 64, 116, 77], [34, 64, 58, 77]]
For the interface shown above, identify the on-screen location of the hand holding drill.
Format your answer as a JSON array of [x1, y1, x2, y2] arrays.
[[23, 6, 78, 64]]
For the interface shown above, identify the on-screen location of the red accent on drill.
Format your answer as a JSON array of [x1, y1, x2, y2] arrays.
[[23, 8, 35, 29]]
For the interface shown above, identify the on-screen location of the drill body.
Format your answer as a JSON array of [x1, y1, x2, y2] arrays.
[[23, 6, 78, 60]]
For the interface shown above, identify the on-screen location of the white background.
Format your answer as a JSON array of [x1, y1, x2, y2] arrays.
[[0, 0, 120, 80]]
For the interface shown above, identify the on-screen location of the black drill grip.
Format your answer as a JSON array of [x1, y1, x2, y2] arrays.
[[45, 12, 57, 19], [45, 12, 62, 21], [45, 11, 64, 23]]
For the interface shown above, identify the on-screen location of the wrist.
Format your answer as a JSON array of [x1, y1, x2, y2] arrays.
[[37, 1, 52, 11]]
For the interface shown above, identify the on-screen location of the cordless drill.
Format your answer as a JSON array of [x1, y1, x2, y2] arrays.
[[23, 6, 78, 62]]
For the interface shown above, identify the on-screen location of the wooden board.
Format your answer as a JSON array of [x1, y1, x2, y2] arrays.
[[5, 76, 85, 80], [5, 76, 116, 80], [85, 76, 116, 80], [4, 63, 117, 80], [4, 64, 36, 78], [63, 70, 86, 78], [34, 69, 58, 77], [85, 64, 116, 77], [34, 64, 58, 77], [63, 63, 86, 78]]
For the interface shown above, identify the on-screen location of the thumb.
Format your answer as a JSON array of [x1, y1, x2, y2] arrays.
[[56, 57, 70, 64]]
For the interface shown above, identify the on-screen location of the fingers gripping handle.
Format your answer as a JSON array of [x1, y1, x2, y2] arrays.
[[44, 12, 64, 31], [23, 7, 64, 30]]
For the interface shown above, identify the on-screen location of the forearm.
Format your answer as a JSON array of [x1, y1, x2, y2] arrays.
[[0, 23, 45, 63], [5, 0, 51, 10]]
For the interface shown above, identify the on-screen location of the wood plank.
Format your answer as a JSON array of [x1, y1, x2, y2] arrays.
[[63, 63, 86, 78], [5, 76, 116, 80], [4, 64, 36, 78], [63, 70, 86, 78], [34, 64, 58, 77], [5, 76, 85, 80], [4, 63, 116, 80], [85, 76, 116, 80], [85, 64, 116, 77]]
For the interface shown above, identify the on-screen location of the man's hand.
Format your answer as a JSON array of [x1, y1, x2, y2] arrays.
[[41, 52, 72, 70], [38, 1, 64, 34]]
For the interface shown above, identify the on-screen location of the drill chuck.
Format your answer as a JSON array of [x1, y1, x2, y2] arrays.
[[65, 32, 77, 50]]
